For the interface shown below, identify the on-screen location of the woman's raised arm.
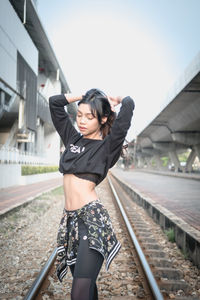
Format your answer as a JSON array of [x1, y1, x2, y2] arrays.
[[106, 96, 135, 166], [49, 94, 80, 147]]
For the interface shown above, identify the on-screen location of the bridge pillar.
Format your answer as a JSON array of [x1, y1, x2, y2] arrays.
[[153, 154, 165, 170], [145, 156, 153, 168], [169, 151, 181, 172], [185, 149, 196, 172], [137, 156, 145, 168], [194, 144, 200, 160]]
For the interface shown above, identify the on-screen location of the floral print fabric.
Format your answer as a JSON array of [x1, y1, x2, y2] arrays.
[[56, 199, 121, 282]]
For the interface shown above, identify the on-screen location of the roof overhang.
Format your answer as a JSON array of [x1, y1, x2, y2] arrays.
[[9, 0, 70, 93]]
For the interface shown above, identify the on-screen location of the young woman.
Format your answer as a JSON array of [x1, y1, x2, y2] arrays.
[[49, 89, 135, 300]]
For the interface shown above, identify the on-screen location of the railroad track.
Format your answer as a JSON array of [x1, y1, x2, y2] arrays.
[[108, 174, 197, 299], [24, 175, 197, 300]]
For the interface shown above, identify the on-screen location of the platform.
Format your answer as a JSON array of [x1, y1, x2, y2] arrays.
[[111, 167, 200, 231], [110, 167, 200, 268], [0, 177, 63, 216]]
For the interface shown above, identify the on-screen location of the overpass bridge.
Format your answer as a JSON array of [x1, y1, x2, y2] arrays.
[[134, 52, 200, 173]]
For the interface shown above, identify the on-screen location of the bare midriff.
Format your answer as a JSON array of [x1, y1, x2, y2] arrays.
[[63, 174, 98, 211]]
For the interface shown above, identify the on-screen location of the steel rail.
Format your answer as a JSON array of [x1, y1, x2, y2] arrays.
[[24, 247, 57, 300], [24, 177, 163, 300], [108, 175, 164, 300]]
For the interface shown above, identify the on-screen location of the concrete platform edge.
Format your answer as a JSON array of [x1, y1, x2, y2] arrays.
[[134, 168, 200, 181], [0, 183, 62, 219], [110, 172, 200, 269]]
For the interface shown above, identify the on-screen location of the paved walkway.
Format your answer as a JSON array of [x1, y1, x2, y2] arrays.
[[0, 177, 63, 216], [111, 168, 200, 231], [1, 168, 200, 232]]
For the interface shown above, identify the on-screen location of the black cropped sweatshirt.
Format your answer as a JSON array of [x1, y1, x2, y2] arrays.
[[49, 94, 135, 185]]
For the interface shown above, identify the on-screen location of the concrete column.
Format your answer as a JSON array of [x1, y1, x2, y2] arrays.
[[26, 131, 35, 153], [194, 144, 200, 160], [137, 156, 145, 168], [169, 151, 181, 172], [145, 157, 153, 169], [36, 118, 44, 155], [166, 159, 171, 170], [186, 149, 196, 172], [153, 154, 164, 170]]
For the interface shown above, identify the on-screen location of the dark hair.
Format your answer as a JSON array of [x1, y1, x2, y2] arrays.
[[78, 88, 116, 139]]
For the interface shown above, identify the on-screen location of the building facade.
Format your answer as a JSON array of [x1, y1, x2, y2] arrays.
[[0, 0, 76, 169]]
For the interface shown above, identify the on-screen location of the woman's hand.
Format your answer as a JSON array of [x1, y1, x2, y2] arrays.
[[107, 96, 123, 112], [64, 93, 83, 103]]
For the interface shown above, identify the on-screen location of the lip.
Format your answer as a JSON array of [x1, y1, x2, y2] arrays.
[[79, 127, 87, 131]]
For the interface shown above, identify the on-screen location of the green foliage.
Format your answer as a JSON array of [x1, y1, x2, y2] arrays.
[[164, 228, 175, 243], [161, 156, 169, 167], [178, 150, 191, 163], [21, 165, 58, 176]]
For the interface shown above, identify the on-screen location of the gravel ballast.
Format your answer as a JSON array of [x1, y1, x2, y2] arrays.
[[0, 179, 199, 299]]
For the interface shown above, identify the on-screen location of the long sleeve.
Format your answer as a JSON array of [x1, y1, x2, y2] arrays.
[[106, 96, 135, 167], [49, 94, 79, 147]]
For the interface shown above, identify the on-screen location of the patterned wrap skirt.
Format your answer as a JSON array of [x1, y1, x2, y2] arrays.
[[56, 199, 121, 282]]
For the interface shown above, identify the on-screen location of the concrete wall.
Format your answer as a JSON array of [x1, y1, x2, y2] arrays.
[[36, 120, 44, 154], [0, 164, 61, 188], [0, 132, 9, 144], [0, 164, 21, 188], [0, 0, 38, 90], [44, 131, 61, 165], [38, 75, 61, 100]]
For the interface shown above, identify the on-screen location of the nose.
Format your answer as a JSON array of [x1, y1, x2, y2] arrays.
[[80, 116, 87, 124]]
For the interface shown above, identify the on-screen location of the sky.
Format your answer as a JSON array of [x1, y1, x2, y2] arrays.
[[36, 0, 200, 141]]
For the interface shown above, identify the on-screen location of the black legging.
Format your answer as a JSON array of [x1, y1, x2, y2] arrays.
[[69, 218, 104, 300]]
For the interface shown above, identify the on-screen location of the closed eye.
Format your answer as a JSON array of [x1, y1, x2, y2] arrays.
[[77, 113, 95, 120]]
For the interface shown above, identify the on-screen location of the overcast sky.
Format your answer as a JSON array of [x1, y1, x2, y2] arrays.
[[37, 0, 200, 141]]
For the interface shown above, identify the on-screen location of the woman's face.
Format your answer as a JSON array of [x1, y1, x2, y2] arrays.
[[76, 104, 101, 139]]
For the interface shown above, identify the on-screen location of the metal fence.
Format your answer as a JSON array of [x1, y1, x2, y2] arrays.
[[0, 145, 48, 165]]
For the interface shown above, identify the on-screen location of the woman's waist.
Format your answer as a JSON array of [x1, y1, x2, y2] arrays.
[[64, 188, 98, 211], [64, 199, 102, 215], [64, 196, 99, 211], [63, 174, 100, 210]]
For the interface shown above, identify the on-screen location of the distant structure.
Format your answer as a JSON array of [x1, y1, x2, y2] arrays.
[[0, 0, 76, 171], [134, 51, 200, 173]]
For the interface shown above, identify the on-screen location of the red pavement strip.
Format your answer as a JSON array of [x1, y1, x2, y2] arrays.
[[0, 177, 63, 216]]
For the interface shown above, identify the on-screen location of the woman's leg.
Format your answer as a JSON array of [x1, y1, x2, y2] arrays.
[[70, 264, 98, 300], [70, 218, 104, 300]]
